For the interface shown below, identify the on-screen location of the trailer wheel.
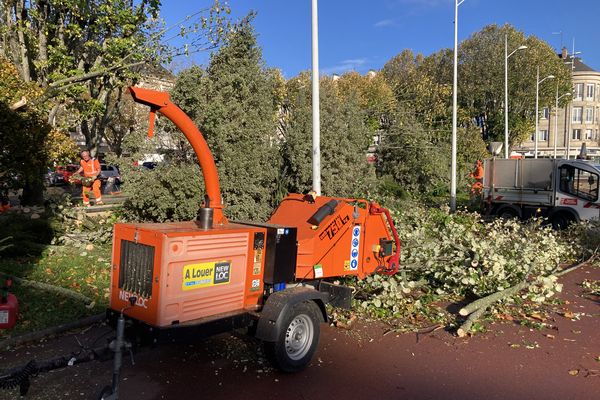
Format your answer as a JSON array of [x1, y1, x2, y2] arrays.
[[97, 386, 112, 400], [264, 301, 321, 373]]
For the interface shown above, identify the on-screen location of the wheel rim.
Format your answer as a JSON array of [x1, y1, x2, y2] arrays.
[[284, 313, 314, 361]]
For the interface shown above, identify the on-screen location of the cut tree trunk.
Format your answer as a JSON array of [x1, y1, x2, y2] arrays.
[[456, 255, 596, 337]]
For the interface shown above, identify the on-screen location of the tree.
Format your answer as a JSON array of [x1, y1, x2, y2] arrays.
[[382, 49, 453, 127], [281, 73, 376, 198], [0, 1, 231, 204], [0, 57, 51, 205], [171, 18, 281, 221], [458, 24, 572, 144], [0, 0, 162, 154], [335, 71, 396, 131]]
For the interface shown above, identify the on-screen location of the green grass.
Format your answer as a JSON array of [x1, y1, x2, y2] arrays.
[[0, 244, 111, 339]]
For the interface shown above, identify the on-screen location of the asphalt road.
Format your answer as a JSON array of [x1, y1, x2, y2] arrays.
[[1, 265, 598, 400]]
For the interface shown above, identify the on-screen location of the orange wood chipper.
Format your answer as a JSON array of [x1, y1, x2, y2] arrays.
[[0, 87, 400, 399]]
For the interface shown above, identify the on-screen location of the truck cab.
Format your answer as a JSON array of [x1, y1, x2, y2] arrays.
[[553, 160, 600, 227]]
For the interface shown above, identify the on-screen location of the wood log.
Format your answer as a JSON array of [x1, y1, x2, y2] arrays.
[[457, 306, 487, 338], [0, 272, 92, 305], [459, 282, 528, 316], [456, 253, 597, 336]]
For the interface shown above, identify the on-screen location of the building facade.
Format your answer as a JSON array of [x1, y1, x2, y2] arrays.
[[515, 48, 600, 159]]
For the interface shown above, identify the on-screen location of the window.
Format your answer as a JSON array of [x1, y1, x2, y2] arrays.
[[586, 84, 595, 100], [585, 107, 594, 123], [572, 107, 583, 123], [530, 132, 535, 141], [559, 165, 599, 201], [572, 129, 581, 140], [585, 129, 594, 140], [574, 83, 584, 100], [538, 130, 548, 141], [541, 107, 549, 119]]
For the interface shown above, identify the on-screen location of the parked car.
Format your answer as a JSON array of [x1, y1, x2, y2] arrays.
[[99, 164, 122, 184], [45, 168, 65, 186], [56, 164, 79, 181]]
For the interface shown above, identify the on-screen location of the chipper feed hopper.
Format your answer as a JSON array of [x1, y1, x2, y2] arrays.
[[1, 87, 400, 398]]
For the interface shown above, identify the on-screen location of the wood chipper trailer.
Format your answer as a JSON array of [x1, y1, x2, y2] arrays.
[[0, 87, 400, 399]]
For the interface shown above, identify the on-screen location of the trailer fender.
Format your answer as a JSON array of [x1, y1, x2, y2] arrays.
[[255, 286, 328, 343]]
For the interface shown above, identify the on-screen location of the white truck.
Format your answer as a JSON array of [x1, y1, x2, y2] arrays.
[[482, 158, 600, 228]]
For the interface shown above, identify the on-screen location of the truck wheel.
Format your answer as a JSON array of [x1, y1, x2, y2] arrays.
[[551, 213, 573, 230], [497, 206, 519, 219], [264, 301, 321, 373]]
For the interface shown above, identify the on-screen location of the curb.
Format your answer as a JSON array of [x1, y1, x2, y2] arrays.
[[0, 313, 106, 350]]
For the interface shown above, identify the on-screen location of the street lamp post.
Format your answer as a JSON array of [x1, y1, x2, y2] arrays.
[[504, 34, 527, 159], [450, 0, 465, 212], [553, 86, 571, 158], [311, 0, 321, 195], [534, 66, 555, 159]]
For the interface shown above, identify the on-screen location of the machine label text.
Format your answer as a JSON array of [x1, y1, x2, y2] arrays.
[[319, 214, 350, 241], [182, 260, 231, 291], [118, 290, 149, 308]]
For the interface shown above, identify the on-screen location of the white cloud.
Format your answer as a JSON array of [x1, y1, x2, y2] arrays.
[[321, 58, 368, 76], [374, 19, 395, 28]]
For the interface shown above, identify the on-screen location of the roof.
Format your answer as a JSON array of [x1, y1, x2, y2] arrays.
[[559, 53, 596, 73]]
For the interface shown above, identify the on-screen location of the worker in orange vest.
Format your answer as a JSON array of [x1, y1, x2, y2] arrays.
[[469, 160, 484, 195], [75, 150, 104, 206]]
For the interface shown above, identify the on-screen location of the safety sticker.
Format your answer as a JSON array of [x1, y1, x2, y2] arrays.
[[251, 279, 261, 291], [314, 264, 323, 278], [344, 260, 350, 271], [349, 225, 361, 270], [182, 260, 231, 291], [0, 310, 8, 324]]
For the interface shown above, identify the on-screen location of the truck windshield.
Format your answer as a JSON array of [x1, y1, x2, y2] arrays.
[[559, 165, 599, 201]]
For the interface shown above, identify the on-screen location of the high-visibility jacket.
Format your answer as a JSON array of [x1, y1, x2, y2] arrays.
[[80, 158, 101, 178]]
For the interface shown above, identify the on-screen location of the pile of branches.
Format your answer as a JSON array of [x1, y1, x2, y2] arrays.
[[48, 195, 113, 246], [351, 201, 593, 336]]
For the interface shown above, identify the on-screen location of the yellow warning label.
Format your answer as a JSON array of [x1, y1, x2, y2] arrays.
[[182, 260, 231, 291], [344, 260, 350, 271]]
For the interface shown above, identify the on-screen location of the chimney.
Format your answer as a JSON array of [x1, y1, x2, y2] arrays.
[[561, 47, 568, 59]]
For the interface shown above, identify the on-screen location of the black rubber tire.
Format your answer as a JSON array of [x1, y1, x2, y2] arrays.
[[97, 385, 113, 400], [551, 212, 573, 230], [497, 206, 519, 219], [264, 301, 321, 373]]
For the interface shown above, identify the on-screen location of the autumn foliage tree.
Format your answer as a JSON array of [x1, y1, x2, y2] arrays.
[[0, 57, 51, 205]]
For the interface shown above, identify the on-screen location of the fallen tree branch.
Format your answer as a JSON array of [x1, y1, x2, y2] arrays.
[[0, 272, 92, 305], [456, 252, 597, 337], [459, 282, 529, 317], [457, 306, 487, 338]]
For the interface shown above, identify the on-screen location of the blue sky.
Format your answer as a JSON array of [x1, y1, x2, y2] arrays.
[[160, 0, 600, 77]]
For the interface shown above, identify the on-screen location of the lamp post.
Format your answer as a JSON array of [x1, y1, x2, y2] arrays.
[[553, 87, 571, 158], [534, 66, 555, 159], [311, 0, 321, 195], [450, 0, 465, 212], [504, 34, 527, 158]]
